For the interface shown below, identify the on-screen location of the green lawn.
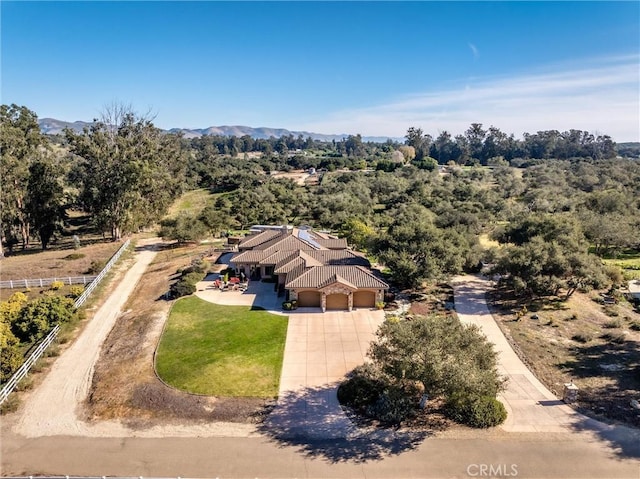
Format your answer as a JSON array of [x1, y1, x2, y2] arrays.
[[155, 297, 288, 397]]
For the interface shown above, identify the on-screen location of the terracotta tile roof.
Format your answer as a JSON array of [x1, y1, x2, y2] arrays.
[[315, 238, 348, 249], [263, 235, 320, 253], [230, 250, 273, 263], [286, 265, 388, 289], [259, 250, 300, 266], [238, 229, 282, 249]]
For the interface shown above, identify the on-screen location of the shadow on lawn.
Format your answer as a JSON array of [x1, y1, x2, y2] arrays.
[[257, 385, 429, 463]]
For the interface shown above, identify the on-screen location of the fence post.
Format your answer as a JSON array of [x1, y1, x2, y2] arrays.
[[24, 279, 28, 288], [10, 280, 13, 288]]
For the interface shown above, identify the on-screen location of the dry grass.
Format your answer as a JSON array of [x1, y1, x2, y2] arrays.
[[1, 241, 121, 280], [489, 290, 640, 428], [269, 170, 310, 186]]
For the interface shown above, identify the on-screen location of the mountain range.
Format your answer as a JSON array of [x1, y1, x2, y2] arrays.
[[37, 118, 398, 143]]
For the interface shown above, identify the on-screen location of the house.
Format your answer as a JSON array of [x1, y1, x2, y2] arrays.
[[230, 226, 388, 311], [627, 280, 640, 300]]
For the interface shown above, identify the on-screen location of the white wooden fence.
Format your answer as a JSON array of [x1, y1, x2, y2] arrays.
[[0, 276, 97, 289], [0, 239, 131, 404], [0, 325, 59, 404], [73, 239, 130, 308]]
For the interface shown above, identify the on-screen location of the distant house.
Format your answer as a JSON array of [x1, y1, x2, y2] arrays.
[[628, 280, 640, 300], [230, 226, 388, 311]]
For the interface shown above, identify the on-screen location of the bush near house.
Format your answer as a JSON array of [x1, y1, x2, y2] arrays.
[[168, 258, 211, 299]]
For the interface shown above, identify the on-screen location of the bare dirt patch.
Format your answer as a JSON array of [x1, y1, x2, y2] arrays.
[[408, 283, 455, 316], [269, 170, 310, 186], [489, 289, 640, 428], [86, 242, 273, 425]]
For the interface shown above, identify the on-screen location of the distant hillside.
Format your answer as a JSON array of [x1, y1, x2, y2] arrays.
[[38, 118, 398, 143], [38, 118, 95, 135]]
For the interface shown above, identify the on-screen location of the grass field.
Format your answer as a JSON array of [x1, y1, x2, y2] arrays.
[[165, 188, 216, 218], [602, 250, 640, 280], [155, 297, 288, 397]]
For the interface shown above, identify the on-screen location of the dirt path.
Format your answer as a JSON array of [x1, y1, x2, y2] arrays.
[[14, 239, 161, 437]]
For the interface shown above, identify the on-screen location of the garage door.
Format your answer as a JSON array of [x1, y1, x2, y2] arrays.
[[297, 291, 321, 307], [326, 293, 349, 310], [353, 291, 376, 308]]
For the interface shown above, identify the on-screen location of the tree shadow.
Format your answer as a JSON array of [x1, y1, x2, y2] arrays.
[[558, 338, 640, 456], [568, 415, 640, 460], [257, 385, 429, 463]]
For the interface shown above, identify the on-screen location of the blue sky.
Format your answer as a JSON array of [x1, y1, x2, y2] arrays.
[[2, 1, 639, 141]]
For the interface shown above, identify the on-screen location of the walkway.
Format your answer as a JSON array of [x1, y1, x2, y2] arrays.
[[451, 275, 608, 433]]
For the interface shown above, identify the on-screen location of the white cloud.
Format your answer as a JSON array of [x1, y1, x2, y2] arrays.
[[298, 55, 640, 141], [468, 42, 479, 60]]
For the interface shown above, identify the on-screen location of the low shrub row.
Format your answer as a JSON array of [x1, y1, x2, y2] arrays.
[[169, 258, 210, 299]]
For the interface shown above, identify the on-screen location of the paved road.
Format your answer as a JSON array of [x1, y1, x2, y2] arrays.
[[2, 427, 638, 478]]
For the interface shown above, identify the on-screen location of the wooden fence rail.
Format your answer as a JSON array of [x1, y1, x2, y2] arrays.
[[0, 276, 97, 289], [0, 239, 131, 404]]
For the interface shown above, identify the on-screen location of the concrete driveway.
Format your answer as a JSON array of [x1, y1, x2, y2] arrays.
[[266, 308, 385, 439], [451, 275, 611, 434], [279, 309, 384, 391]]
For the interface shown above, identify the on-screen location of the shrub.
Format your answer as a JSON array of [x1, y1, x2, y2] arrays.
[[445, 393, 507, 428], [0, 395, 20, 415], [168, 270, 206, 299], [169, 280, 197, 299], [63, 253, 85, 261], [603, 319, 622, 329], [601, 332, 627, 344], [85, 260, 106, 274], [50, 281, 64, 291], [67, 285, 85, 299], [629, 321, 640, 332], [572, 333, 593, 343], [282, 301, 292, 311], [375, 301, 385, 310], [15, 377, 34, 392], [365, 386, 417, 425], [11, 295, 76, 342], [338, 364, 387, 411]]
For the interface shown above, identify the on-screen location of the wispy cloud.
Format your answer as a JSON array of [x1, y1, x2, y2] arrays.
[[298, 55, 640, 141], [468, 42, 479, 60]]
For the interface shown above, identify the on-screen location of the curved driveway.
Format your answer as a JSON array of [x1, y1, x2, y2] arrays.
[[451, 275, 627, 434]]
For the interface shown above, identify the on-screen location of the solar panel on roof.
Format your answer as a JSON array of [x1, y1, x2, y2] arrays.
[[297, 229, 322, 249]]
